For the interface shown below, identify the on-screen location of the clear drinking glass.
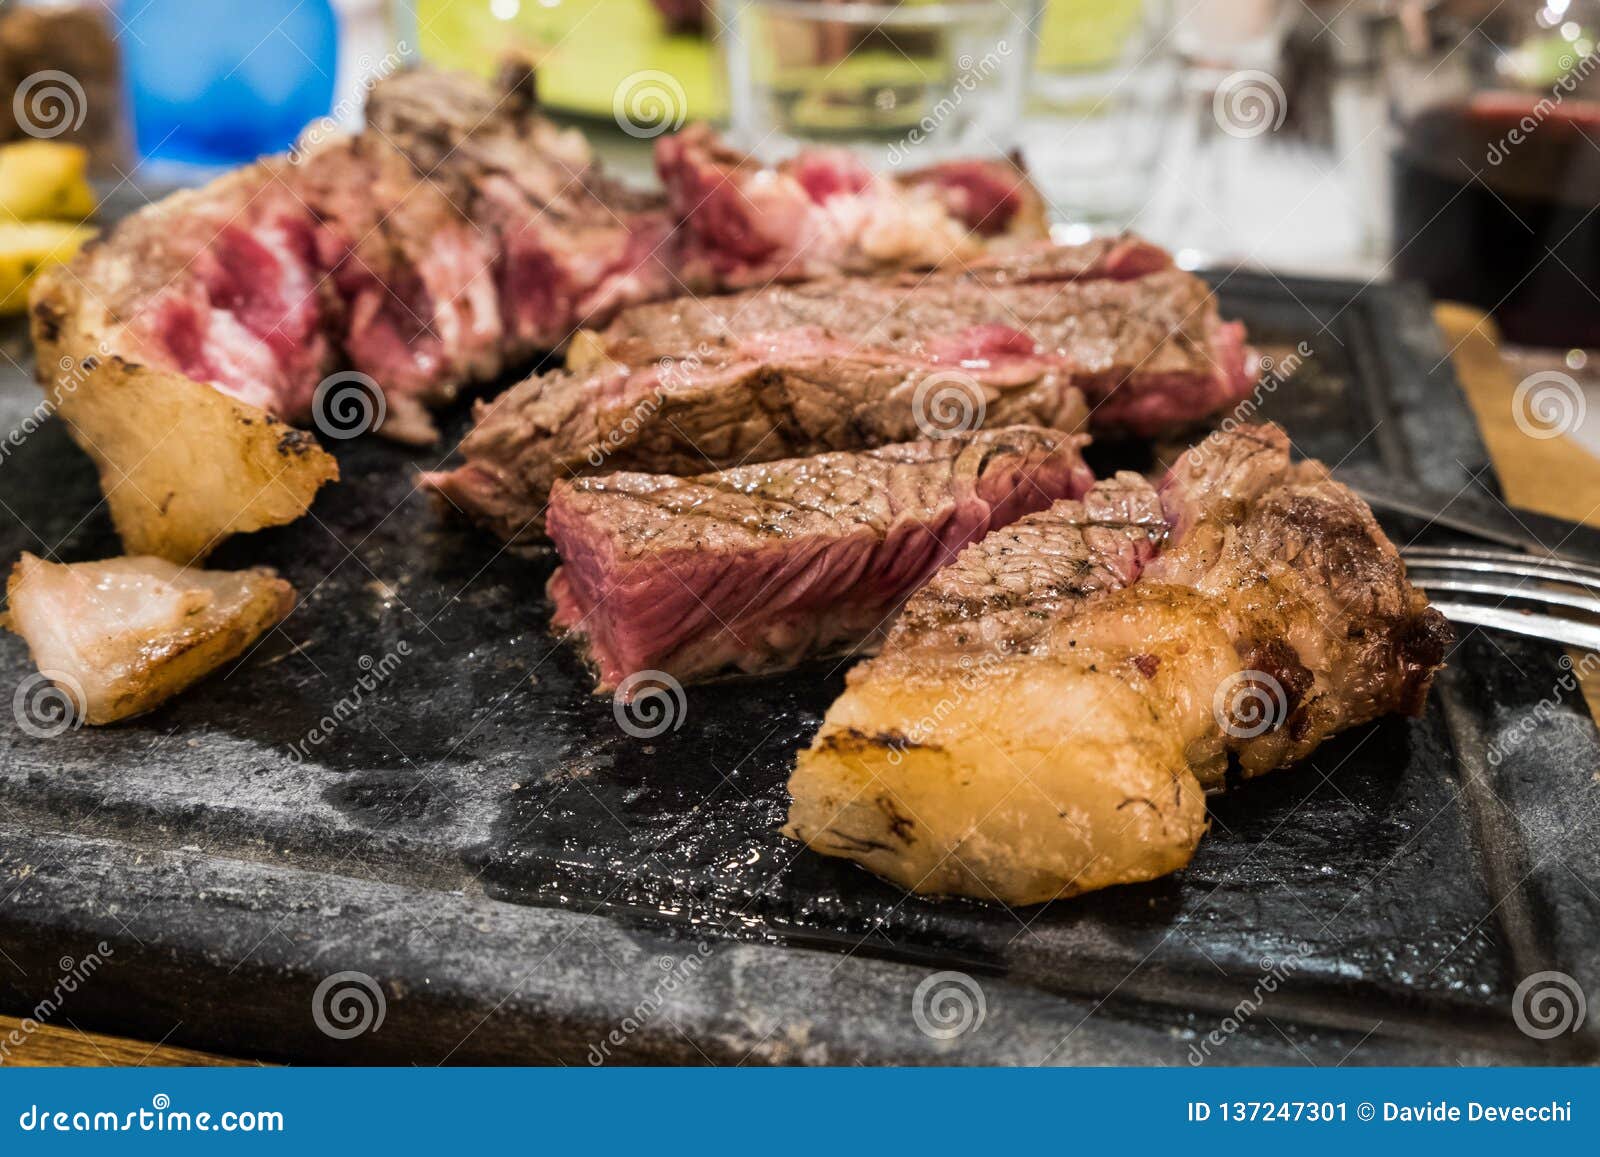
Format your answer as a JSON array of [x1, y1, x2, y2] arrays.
[[715, 0, 1033, 167], [1019, 0, 1178, 229]]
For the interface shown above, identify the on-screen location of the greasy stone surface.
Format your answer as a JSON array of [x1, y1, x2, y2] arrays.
[[0, 276, 1596, 1064]]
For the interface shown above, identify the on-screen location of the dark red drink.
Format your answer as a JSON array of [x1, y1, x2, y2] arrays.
[[1391, 95, 1600, 347]]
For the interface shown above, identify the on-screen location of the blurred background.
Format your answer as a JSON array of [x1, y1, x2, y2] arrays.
[[0, 0, 1594, 353]]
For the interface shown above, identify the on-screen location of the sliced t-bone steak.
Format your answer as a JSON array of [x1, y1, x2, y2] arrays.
[[34, 64, 1049, 562], [362, 63, 679, 363], [545, 426, 1093, 690], [426, 238, 1253, 545], [366, 63, 1050, 344], [424, 338, 1089, 548], [784, 423, 1451, 905], [294, 133, 504, 444]]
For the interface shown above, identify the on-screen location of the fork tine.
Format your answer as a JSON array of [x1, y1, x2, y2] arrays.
[[1403, 553, 1600, 597], [1403, 546, 1600, 650], [1402, 544, 1600, 569], [1409, 577, 1600, 618], [1403, 545, 1600, 583], [1427, 602, 1600, 651]]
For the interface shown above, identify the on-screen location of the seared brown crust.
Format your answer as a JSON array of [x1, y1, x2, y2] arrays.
[[551, 426, 1088, 558], [429, 340, 1090, 547], [1148, 428, 1453, 774], [546, 427, 1094, 689], [427, 242, 1233, 546], [598, 267, 1225, 376], [882, 472, 1165, 656]]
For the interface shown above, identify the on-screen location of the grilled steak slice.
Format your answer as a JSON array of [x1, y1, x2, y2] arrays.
[[596, 264, 1253, 435], [37, 65, 1047, 562], [363, 64, 679, 362], [295, 134, 505, 443], [425, 322, 1092, 548], [547, 427, 1093, 689], [784, 423, 1450, 904], [596, 234, 1174, 355], [367, 66, 1050, 342], [427, 238, 1246, 545], [881, 471, 1168, 658], [59, 158, 336, 422], [658, 124, 1047, 289]]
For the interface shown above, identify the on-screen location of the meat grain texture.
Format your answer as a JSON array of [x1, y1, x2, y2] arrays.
[[784, 425, 1451, 905], [427, 238, 1254, 545], [546, 427, 1093, 689]]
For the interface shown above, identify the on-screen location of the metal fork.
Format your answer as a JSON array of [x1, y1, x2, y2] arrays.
[[1402, 546, 1600, 650]]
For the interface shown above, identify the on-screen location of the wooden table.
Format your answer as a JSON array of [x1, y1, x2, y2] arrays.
[[1, 306, 1591, 1067]]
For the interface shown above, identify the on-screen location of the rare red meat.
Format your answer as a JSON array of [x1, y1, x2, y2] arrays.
[[546, 427, 1094, 689]]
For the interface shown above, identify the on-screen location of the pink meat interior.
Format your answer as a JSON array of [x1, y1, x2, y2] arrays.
[[546, 434, 1093, 690]]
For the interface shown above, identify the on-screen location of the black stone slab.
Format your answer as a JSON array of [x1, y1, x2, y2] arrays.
[[0, 272, 1595, 1065]]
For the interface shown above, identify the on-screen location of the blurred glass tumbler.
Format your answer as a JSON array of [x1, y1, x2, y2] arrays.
[[715, 0, 1032, 166], [119, 0, 339, 169], [1020, 0, 1177, 229]]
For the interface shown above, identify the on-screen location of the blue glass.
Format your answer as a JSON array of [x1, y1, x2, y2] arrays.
[[118, 0, 338, 168]]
